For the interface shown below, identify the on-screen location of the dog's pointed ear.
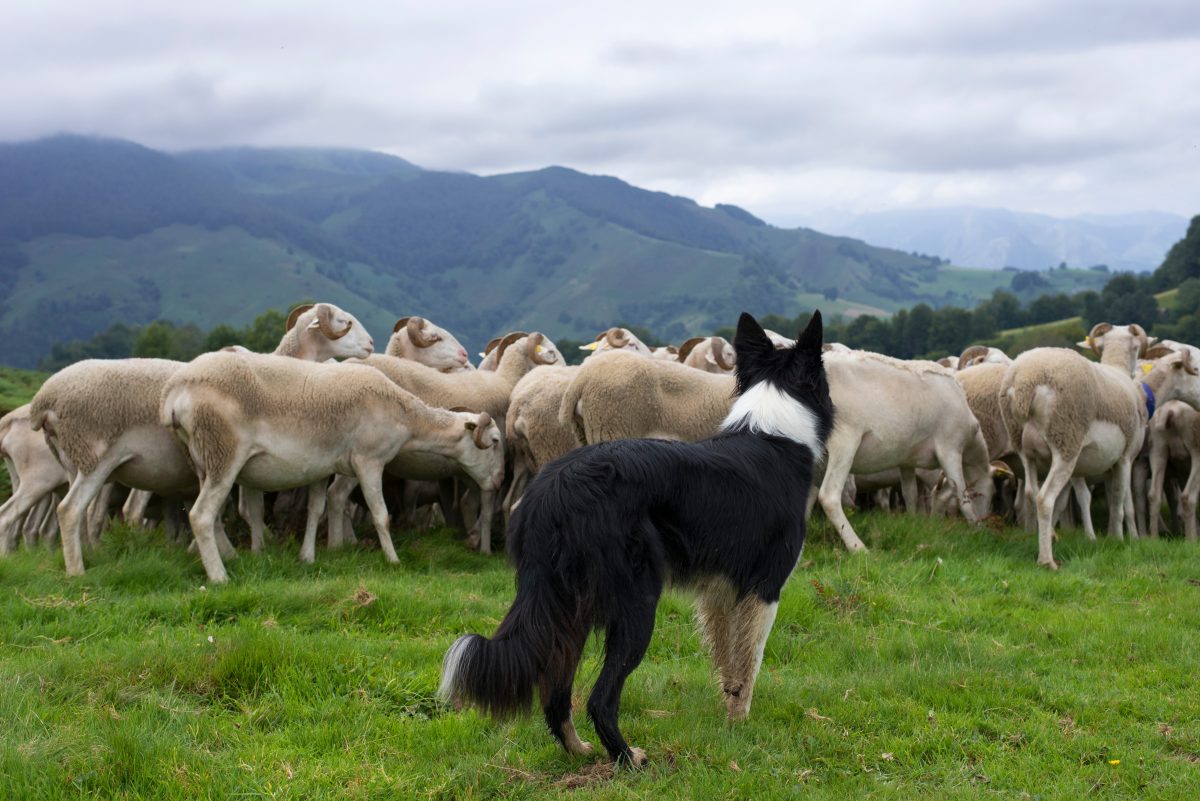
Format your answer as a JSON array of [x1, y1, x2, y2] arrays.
[[795, 310, 824, 353], [734, 312, 773, 359]]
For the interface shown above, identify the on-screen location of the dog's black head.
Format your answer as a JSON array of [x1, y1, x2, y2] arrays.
[[729, 311, 834, 446]]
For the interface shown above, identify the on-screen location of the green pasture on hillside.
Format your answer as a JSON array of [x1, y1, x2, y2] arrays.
[[2, 515, 1199, 799]]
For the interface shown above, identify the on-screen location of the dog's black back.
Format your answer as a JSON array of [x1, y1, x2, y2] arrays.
[[441, 311, 832, 765]]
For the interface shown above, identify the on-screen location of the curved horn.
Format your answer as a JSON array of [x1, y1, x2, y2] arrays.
[[393, 317, 410, 334], [528, 332, 556, 365], [1086, 322, 1112, 357], [483, 336, 503, 356], [473, 412, 494, 449], [406, 316, 437, 348], [1145, 344, 1175, 360], [493, 331, 527, 363], [315, 304, 352, 340], [1183, 349, 1198, 376], [711, 337, 735, 371], [286, 303, 315, 332], [957, 345, 990, 371], [677, 337, 706, 363], [1129, 323, 1149, 356], [605, 327, 630, 349]]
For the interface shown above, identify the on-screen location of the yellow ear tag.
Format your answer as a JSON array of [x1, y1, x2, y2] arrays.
[[536, 345, 545, 354], [1141, 362, 1153, 374], [580, 341, 601, 351]]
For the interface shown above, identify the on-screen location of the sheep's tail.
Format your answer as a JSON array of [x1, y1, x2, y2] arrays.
[[439, 565, 586, 718], [557, 373, 588, 446]]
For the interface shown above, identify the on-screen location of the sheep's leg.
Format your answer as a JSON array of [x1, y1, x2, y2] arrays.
[[475, 489, 497, 555], [1147, 443, 1169, 539], [122, 489, 152, 527], [1180, 452, 1200, 542], [57, 462, 124, 576], [84, 483, 116, 548], [1035, 451, 1076, 569], [298, 480, 328, 564], [1104, 467, 1128, 542], [19, 496, 50, 549], [899, 468, 920, 515], [325, 475, 359, 549], [238, 488, 268, 553], [355, 467, 398, 563], [163, 502, 185, 545], [1070, 478, 1095, 540], [188, 473, 241, 584], [1017, 454, 1040, 532], [817, 432, 867, 552], [39, 493, 60, 546], [502, 455, 529, 524], [936, 449, 978, 524], [1123, 466, 1139, 541], [1133, 458, 1150, 540]]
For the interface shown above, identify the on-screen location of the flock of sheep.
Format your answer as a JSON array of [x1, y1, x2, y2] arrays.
[[3, 302, 1200, 581]]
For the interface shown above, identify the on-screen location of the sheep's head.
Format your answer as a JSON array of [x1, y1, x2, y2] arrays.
[[650, 345, 679, 360], [454, 409, 505, 490], [1078, 322, 1150, 375], [1144, 347, 1200, 413], [386, 316, 471, 372], [580, 327, 652, 357], [957, 345, 1012, 371], [526, 332, 563, 366], [478, 331, 527, 371], [285, 302, 374, 360]]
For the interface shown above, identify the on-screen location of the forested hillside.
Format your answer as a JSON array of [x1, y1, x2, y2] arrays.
[[0, 136, 1112, 367]]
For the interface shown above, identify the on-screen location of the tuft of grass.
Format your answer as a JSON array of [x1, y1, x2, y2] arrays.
[[1, 515, 1199, 799]]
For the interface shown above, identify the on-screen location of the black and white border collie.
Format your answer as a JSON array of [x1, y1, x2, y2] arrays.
[[440, 311, 833, 766]]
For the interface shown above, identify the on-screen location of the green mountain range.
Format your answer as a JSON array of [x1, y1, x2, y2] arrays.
[[0, 135, 1111, 367]]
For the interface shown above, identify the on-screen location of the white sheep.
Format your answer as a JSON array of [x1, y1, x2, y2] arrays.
[[386, 316, 473, 372], [577, 327, 653, 358], [27, 302, 374, 576], [677, 335, 737, 373], [160, 351, 504, 582], [997, 323, 1200, 567], [815, 350, 994, 551], [0, 404, 71, 551]]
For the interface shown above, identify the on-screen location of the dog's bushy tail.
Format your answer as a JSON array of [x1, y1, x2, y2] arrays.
[[439, 566, 586, 718]]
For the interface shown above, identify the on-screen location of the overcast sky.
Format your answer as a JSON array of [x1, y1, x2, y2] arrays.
[[3, 0, 1198, 224]]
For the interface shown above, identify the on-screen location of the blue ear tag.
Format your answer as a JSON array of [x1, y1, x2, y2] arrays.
[[1141, 382, 1156, 420]]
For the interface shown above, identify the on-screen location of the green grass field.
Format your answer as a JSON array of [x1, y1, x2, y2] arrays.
[[2, 515, 1199, 800]]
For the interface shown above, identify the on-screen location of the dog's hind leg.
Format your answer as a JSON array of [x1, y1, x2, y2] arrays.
[[587, 582, 660, 767], [721, 594, 779, 721], [541, 627, 592, 757]]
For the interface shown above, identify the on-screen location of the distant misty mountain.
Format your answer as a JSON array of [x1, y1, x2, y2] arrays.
[[799, 207, 1188, 272], [0, 136, 1114, 367]]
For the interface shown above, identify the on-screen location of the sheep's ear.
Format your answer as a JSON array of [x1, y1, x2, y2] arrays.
[[795, 310, 824, 353], [464, 420, 478, 431], [734, 312, 773, 360]]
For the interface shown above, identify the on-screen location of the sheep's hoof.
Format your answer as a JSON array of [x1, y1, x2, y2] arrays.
[[1038, 558, 1060, 571], [465, 533, 481, 551]]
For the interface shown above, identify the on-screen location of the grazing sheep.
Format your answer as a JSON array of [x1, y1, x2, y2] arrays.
[[351, 333, 561, 551], [160, 351, 504, 581], [998, 323, 1200, 567], [386, 316, 472, 372], [27, 302, 374, 576], [815, 350, 993, 551], [29, 360, 210, 576], [0, 404, 71, 552], [678, 336, 737, 373]]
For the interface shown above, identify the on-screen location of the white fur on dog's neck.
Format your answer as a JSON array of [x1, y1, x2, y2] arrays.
[[720, 380, 821, 454]]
